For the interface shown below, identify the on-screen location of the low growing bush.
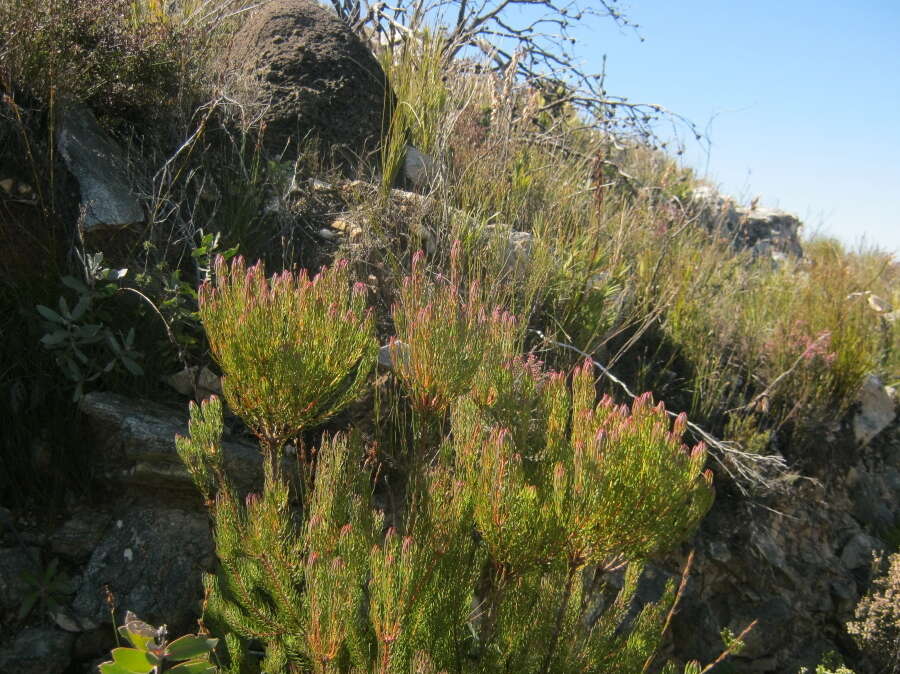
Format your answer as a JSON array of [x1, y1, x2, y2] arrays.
[[846, 553, 900, 673], [178, 256, 721, 673], [198, 255, 377, 453]]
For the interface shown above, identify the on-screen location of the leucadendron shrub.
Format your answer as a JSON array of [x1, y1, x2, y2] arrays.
[[390, 247, 521, 415], [198, 255, 377, 450], [455, 362, 713, 571], [179, 258, 720, 673]]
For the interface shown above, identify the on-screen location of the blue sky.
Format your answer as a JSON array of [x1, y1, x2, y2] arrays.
[[564, 1, 900, 252]]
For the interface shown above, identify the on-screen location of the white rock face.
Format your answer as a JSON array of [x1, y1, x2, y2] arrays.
[[56, 102, 144, 230], [853, 375, 897, 445], [689, 185, 803, 258], [403, 145, 439, 188], [378, 341, 409, 370]]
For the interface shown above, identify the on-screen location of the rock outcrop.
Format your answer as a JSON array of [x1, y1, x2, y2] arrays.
[[222, 0, 394, 170], [72, 507, 214, 632], [56, 102, 144, 231], [691, 185, 804, 259], [665, 387, 900, 672], [79, 391, 263, 498]]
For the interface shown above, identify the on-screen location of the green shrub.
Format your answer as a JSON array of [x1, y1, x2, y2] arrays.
[[17, 557, 75, 621], [846, 553, 900, 673], [198, 255, 377, 451], [0, 0, 181, 111], [178, 264, 719, 673], [36, 254, 144, 401], [390, 246, 521, 415]]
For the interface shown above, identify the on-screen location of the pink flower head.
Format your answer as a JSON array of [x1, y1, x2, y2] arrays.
[[802, 331, 832, 361]]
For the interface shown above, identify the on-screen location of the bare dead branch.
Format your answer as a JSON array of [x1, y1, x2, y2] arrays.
[[327, 0, 702, 145]]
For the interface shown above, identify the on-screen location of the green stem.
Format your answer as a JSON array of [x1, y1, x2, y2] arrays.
[[539, 561, 578, 674]]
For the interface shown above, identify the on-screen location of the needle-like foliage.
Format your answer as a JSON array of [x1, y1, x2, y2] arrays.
[[199, 255, 377, 449], [390, 246, 521, 415], [179, 265, 719, 674]]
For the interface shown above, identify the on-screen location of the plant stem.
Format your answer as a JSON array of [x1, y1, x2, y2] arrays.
[[539, 560, 578, 674]]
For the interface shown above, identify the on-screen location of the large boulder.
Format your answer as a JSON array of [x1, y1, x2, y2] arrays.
[[72, 507, 213, 632], [223, 0, 393, 170], [690, 185, 804, 258], [79, 391, 264, 500], [56, 101, 144, 231]]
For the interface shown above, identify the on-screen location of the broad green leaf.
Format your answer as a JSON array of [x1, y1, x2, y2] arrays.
[[111, 646, 158, 672], [166, 635, 219, 661], [121, 357, 144, 377], [17, 593, 36, 620], [167, 659, 217, 674], [70, 295, 91, 321], [72, 345, 90, 364], [99, 661, 140, 674], [63, 357, 82, 382], [61, 275, 89, 293], [107, 333, 123, 355], [80, 324, 103, 340]]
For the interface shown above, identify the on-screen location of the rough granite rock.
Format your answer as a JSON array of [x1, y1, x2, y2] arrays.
[[79, 391, 264, 498], [49, 509, 113, 562], [690, 185, 804, 258], [0, 545, 39, 619], [0, 626, 75, 674], [72, 507, 213, 632], [663, 418, 900, 672], [56, 102, 144, 230], [223, 0, 393, 170]]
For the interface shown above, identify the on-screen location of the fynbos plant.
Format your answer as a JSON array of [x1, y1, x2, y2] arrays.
[[198, 255, 377, 451], [390, 248, 520, 415], [178, 252, 732, 673], [455, 362, 714, 572], [37, 256, 143, 401], [179, 352, 716, 671]]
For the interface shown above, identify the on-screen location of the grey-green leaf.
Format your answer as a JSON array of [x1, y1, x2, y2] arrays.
[[41, 330, 70, 347], [36, 305, 65, 324], [166, 635, 219, 661]]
